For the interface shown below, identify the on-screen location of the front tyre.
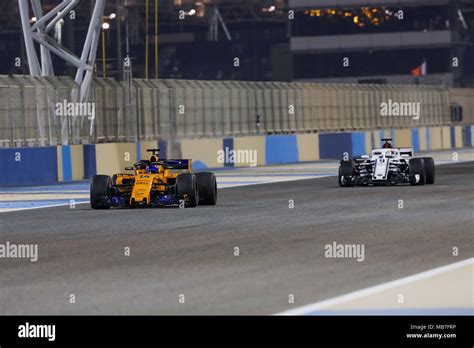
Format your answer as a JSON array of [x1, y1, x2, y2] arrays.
[[195, 172, 217, 205], [177, 173, 199, 207], [338, 160, 355, 187], [420, 157, 435, 184], [409, 158, 426, 186], [90, 175, 112, 209]]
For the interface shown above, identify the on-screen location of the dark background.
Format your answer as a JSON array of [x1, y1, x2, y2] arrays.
[[0, 0, 473, 86]]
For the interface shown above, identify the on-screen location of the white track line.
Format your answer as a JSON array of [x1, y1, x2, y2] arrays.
[[0, 201, 90, 213], [277, 258, 474, 315]]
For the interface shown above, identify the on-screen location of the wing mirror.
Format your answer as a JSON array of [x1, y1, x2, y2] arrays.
[[361, 155, 370, 159], [125, 166, 134, 171]]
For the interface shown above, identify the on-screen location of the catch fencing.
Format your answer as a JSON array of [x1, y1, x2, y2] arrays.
[[0, 74, 468, 147]]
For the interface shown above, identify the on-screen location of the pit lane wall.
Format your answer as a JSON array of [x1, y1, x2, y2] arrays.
[[0, 125, 472, 186]]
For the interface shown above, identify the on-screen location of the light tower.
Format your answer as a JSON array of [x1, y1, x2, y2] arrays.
[[19, 0, 105, 103], [18, 0, 106, 142]]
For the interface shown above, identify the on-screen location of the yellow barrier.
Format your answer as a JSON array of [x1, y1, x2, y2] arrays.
[[297, 134, 319, 162], [394, 128, 412, 148], [180, 138, 224, 168], [95, 143, 137, 176], [441, 126, 451, 150], [419, 127, 428, 151], [233, 136, 266, 167]]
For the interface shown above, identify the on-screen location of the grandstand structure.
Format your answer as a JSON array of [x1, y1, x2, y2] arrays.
[[289, 0, 474, 87]]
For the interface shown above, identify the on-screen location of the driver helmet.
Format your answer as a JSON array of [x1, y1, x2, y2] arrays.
[[382, 141, 393, 149], [147, 164, 159, 174]]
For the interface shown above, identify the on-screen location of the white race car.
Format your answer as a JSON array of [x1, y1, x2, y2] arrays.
[[338, 138, 435, 186]]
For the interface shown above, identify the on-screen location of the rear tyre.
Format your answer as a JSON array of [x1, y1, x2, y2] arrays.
[[409, 158, 426, 186], [420, 157, 435, 184], [90, 175, 112, 209], [338, 160, 355, 187], [195, 172, 217, 205], [177, 173, 199, 207]]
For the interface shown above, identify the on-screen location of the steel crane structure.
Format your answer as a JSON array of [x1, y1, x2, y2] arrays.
[[18, 0, 105, 105]]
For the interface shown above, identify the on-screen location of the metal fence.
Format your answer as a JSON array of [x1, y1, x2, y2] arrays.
[[0, 74, 468, 147]]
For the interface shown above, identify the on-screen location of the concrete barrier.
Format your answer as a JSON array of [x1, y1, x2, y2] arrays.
[[441, 126, 452, 150], [394, 128, 412, 148], [180, 138, 223, 169], [297, 134, 319, 162], [57, 145, 84, 181], [418, 127, 428, 151], [1, 124, 472, 187], [0, 147, 57, 186], [139, 141, 160, 161], [83, 144, 96, 179], [453, 126, 463, 148], [464, 125, 472, 147], [364, 131, 373, 154], [351, 132, 366, 157], [265, 135, 299, 164], [233, 136, 266, 167], [319, 133, 352, 159], [411, 128, 420, 152], [429, 127, 443, 150], [95, 143, 137, 176]]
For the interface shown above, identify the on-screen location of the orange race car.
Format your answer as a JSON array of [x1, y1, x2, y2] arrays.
[[90, 149, 217, 209]]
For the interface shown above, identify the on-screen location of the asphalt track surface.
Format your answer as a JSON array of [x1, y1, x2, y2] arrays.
[[0, 161, 473, 314]]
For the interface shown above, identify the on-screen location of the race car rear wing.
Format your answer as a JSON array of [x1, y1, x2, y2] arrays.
[[155, 159, 192, 170]]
